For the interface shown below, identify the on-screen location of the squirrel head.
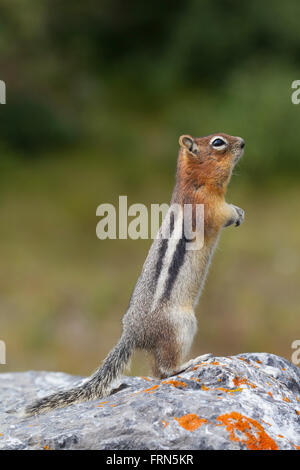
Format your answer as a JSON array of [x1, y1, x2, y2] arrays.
[[178, 133, 245, 192]]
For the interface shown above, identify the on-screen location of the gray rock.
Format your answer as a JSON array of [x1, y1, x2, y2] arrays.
[[0, 353, 299, 450]]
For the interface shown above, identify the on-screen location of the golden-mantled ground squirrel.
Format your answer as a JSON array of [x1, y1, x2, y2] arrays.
[[23, 132, 245, 416]]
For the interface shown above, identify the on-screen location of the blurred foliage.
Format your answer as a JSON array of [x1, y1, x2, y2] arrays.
[[0, 1, 299, 374], [0, 0, 299, 176]]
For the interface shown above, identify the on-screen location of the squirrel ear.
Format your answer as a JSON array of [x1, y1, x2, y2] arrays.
[[179, 135, 198, 155]]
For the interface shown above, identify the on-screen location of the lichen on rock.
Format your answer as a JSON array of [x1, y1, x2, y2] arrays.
[[0, 353, 299, 450]]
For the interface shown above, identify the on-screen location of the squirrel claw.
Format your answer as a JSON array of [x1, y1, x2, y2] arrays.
[[233, 206, 245, 227]]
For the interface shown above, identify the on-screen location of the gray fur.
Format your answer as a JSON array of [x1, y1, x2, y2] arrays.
[[22, 208, 218, 416], [23, 333, 134, 416], [22, 136, 245, 416]]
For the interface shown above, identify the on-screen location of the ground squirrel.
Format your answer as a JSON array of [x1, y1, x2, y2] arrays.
[[22, 132, 245, 416]]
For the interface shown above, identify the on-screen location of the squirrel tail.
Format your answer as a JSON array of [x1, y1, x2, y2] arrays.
[[21, 333, 135, 417]]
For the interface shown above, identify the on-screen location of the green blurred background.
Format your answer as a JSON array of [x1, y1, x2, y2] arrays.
[[0, 0, 299, 376]]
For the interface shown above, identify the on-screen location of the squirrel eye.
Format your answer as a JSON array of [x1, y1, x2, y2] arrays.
[[211, 138, 226, 148]]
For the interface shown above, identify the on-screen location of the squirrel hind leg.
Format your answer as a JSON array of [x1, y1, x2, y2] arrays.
[[161, 353, 215, 378], [149, 310, 197, 379], [151, 341, 180, 380]]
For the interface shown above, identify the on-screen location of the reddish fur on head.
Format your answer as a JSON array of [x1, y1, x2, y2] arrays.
[[172, 133, 244, 235]]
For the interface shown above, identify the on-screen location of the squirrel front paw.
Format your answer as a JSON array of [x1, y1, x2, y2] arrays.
[[224, 204, 245, 227], [232, 205, 245, 226]]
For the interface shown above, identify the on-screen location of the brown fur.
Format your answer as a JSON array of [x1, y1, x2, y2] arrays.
[[21, 132, 244, 417], [173, 133, 243, 237]]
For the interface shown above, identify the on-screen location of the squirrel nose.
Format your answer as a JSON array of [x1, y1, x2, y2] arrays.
[[240, 139, 245, 149]]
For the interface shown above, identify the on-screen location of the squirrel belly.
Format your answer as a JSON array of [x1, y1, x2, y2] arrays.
[[21, 132, 245, 416]]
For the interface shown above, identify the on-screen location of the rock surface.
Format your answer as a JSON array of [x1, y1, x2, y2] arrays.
[[0, 353, 299, 450]]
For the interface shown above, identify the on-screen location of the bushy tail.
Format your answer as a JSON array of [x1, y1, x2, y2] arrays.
[[22, 334, 135, 417]]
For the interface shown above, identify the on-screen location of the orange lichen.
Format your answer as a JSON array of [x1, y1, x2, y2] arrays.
[[268, 391, 273, 398], [216, 387, 243, 394], [162, 379, 187, 388], [143, 385, 160, 393], [233, 376, 256, 389], [261, 419, 272, 427], [175, 414, 207, 432], [256, 360, 262, 364], [210, 361, 220, 365], [296, 410, 300, 416], [282, 396, 291, 403], [277, 435, 284, 438], [162, 420, 169, 428], [98, 401, 109, 407], [237, 357, 250, 363], [193, 363, 206, 370], [201, 384, 210, 391], [43, 445, 52, 450], [216, 411, 278, 450], [141, 376, 151, 382]]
